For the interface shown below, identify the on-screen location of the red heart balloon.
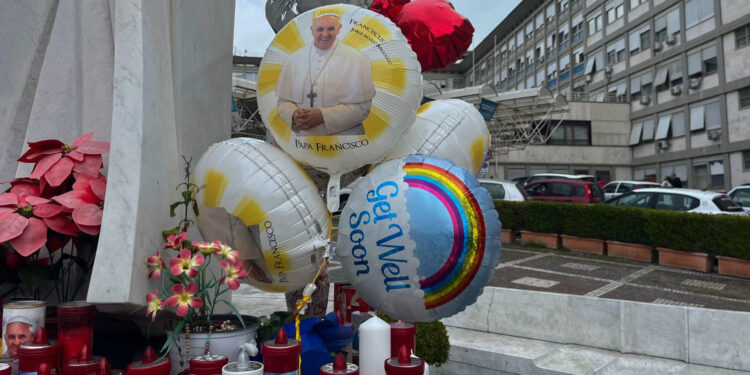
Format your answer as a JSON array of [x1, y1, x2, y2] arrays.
[[369, 0, 410, 20], [379, 0, 474, 72]]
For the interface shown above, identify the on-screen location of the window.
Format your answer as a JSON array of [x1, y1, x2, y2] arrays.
[[573, 46, 585, 74], [606, 0, 624, 24], [606, 38, 626, 65], [546, 3, 556, 22], [572, 13, 584, 42], [655, 114, 671, 140], [517, 30, 524, 47], [573, 79, 586, 92], [629, 24, 651, 55], [559, 0, 569, 11], [736, 24, 750, 49], [655, 194, 699, 211], [558, 24, 570, 51], [535, 42, 544, 66], [672, 112, 686, 137], [526, 22, 534, 40], [693, 162, 723, 189], [685, 0, 714, 28], [560, 55, 571, 79], [655, 8, 680, 43], [642, 119, 655, 141], [585, 50, 604, 75], [743, 150, 750, 170], [535, 12, 545, 32], [547, 34, 557, 58], [655, 60, 681, 91], [453, 78, 465, 89], [688, 45, 717, 78], [588, 12, 603, 36], [630, 0, 647, 9], [740, 87, 750, 108], [548, 120, 591, 145], [629, 122, 643, 145], [690, 99, 721, 131], [547, 62, 558, 86]]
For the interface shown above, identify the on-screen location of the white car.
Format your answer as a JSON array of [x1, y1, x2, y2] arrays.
[[604, 188, 747, 215], [728, 185, 750, 212], [524, 173, 596, 186], [602, 180, 661, 200], [479, 179, 528, 201]]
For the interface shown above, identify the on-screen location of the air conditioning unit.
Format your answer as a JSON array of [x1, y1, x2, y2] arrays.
[[605, 65, 613, 75], [666, 34, 676, 45], [657, 140, 671, 150], [689, 77, 702, 89], [707, 129, 722, 140], [639, 95, 651, 105], [671, 85, 682, 95], [585, 74, 593, 83], [653, 41, 663, 51]]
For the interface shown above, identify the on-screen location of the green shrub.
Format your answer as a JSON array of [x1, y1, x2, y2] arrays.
[[376, 312, 450, 367], [491, 200, 750, 259]]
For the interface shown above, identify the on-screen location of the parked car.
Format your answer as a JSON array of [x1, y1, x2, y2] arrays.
[[479, 179, 529, 201], [604, 188, 747, 215], [727, 185, 750, 212], [524, 173, 596, 186], [511, 176, 531, 186], [602, 180, 661, 200], [523, 179, 605, 203]]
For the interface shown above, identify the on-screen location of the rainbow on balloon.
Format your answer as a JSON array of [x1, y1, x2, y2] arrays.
[[402, 162, 486, 309]]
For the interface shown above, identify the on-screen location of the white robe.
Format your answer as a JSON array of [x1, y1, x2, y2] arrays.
[[275, 41, 376, 136]]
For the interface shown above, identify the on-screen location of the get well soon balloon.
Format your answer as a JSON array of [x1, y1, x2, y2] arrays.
[[257, 4, 422, 211], [386, 99, 490, 175], [193, 138, 329, 293], [337, 155, 501, 321]]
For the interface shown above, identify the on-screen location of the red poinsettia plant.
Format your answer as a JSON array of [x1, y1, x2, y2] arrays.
[[0, 133, 109, 302], [143, 158, 249, 352]]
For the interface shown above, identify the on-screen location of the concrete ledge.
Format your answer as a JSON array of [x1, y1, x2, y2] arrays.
[[433, 326, 750, 375], [442, 287, 750, 371]]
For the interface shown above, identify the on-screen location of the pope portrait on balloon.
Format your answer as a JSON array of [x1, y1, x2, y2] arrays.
[[275, 12, 376, 137]]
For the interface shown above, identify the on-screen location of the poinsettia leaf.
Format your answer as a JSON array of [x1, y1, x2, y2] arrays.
[[9, 182, 41, 197], [25, 196, 50, 205], [18, 140, 64, 162], [89, 178, 107, 200], [45, 157, 75, 187], [10, 218, 48, 257], [0, 193, 18, 206], [0, 213, 28, 244], [219, 300, 246, 329], [53, 190, 92, 209], [43, 214, 79, 237], [72, 155, 102, 177], [72, 204, 102, 226], [76, 141, 110, 155], [30, 153, 63, 180], [33, 203, 64, 218], [66, 151, 85, 162], [74, 132, 94, 146], [76, 223, 100, 236], [160, 320, 185, 354]]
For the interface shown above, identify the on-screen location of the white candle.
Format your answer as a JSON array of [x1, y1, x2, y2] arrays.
[[358, 316, 391, 375]]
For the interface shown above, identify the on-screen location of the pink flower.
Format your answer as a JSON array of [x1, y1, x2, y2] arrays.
[[164, 232, 188, 250], [214, 241, 240, 264], [52, 174, 106, 235], [192, 241, 219, 256], [18, 133, 110, 187], [146, 289, 163, 321], [164, 283, 202, 317], [146, 252, 165, 279], [169, 249, 204, 278], [220, 260, 248, 290], [0, 191, 77, 256]]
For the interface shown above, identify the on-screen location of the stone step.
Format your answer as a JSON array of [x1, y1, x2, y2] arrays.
[[431, 327, 749, 375]]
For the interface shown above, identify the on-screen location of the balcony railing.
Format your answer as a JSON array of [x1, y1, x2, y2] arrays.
[[567, 91, 629, 103]]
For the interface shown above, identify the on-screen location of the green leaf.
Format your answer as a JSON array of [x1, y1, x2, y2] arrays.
[[182, 191, 192, 203], [192, 202, 200, 217], [219, 300, 246, 330], [160, 320, 185, 353], [169, 202, 181, 217], [169, 275, 184, 285]]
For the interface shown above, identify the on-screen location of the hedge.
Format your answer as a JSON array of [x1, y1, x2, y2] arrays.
[[493, 200, 750, 260]]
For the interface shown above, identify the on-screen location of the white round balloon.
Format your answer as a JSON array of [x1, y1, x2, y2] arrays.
[[386, 99, 490, 175], [193, 138, 329, 293], [257, 4, 422, 192]]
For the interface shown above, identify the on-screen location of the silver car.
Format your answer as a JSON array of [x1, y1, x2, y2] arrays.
[[728, 185, 750, 212], [479, 179, 528, 202], [602, 180, 661, 200]]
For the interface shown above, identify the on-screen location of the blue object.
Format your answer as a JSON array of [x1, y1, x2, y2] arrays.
[[280, 313, 354, 375]]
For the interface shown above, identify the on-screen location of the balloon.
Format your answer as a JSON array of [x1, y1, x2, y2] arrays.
[[385, 99, 490, 175], [369, 0, 409, 19], [337, 155, 501, 321], [266, 0, 375, 33], [372, 0, 474, 72], [257, 4, 422, 211], [193, 138, 329, 293]]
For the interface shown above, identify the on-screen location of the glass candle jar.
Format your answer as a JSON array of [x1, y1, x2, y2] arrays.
[[57, 302, 96, 360]]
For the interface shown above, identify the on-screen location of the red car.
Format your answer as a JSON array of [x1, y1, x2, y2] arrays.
[[523, 179, 605, 203]]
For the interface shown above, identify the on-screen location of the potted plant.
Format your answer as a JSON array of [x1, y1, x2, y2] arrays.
[[143, 158, 258, 373], [1, 133, 109, 305]]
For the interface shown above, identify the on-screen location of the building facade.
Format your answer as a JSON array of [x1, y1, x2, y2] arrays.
[[426, 0, 750, 190]]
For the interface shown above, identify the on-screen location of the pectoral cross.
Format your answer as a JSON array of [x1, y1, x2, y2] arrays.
[[307, 88, 318, 107]]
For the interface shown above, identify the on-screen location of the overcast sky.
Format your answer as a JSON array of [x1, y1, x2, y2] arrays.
[[233, 0, 522, 57]]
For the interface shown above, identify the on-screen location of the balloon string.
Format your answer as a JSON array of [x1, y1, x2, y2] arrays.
[[293, 257, 329, 374]]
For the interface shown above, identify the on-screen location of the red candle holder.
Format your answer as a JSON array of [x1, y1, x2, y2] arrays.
[[57, 302, 96, 360]]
